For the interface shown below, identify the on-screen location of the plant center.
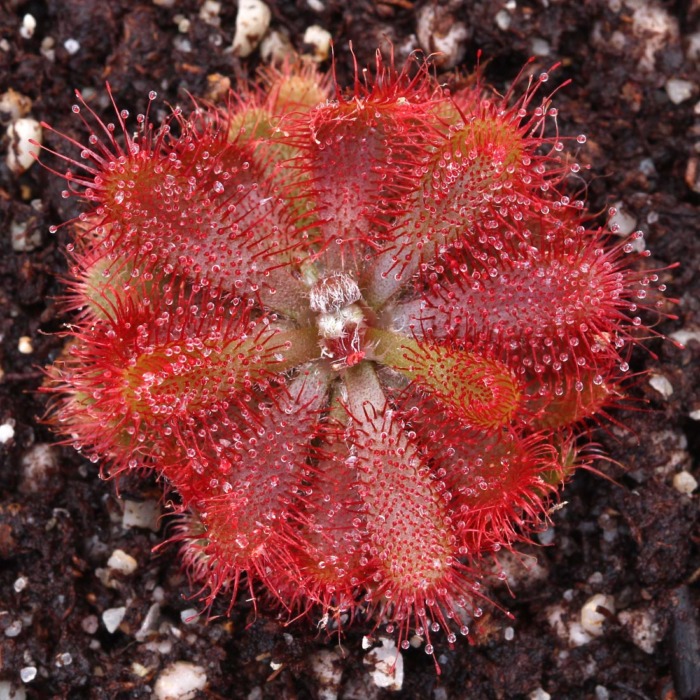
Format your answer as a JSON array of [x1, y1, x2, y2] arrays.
[[309, 272, 368, 370]]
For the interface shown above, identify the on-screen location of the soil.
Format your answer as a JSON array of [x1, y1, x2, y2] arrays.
[[1, 1, 699, 699]]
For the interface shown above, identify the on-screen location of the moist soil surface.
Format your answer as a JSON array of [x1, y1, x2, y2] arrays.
[[1, 1, 699, 699]]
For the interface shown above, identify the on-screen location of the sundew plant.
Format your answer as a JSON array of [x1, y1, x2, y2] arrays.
[[40, 52, 668, 662]]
